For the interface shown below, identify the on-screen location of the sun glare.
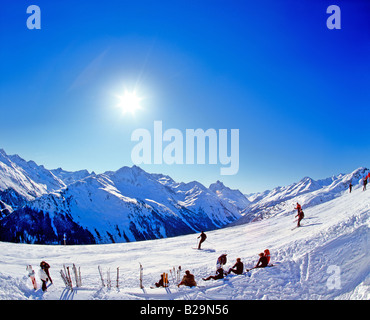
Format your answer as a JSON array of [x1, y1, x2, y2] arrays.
[[116, 90, 143, 115]]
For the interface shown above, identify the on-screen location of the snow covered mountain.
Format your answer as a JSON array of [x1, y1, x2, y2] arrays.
[[209, 180, 251, 211], [0, 150, 242, 244], [50, 167, 92, 186], [0, 149, 65, 201], [0, 179, 368, 300], [0, 148, 368, 247], [234, 167, 369, 224]]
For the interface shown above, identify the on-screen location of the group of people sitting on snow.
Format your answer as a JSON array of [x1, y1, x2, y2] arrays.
[[156, 249, 271, 288]]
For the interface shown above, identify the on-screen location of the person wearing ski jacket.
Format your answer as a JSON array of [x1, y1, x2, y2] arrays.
[[216, 254, 227, 268], [178, 270, 197, 287], [155, 274, 165, 287], [295, 208, 304, 227], [227, 258, 244, 275], [197, 231, 207, 249], [295, 202, 302, 214], [255, 252, 268, 269], [294, 203, 304, 227], [39, 261, 52, 291], [202, 267, 225, 281], [264, 249, 271, 264], [363, 177, 368, 191]]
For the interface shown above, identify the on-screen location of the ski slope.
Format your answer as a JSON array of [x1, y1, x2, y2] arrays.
[[0, 186, 369, 300]]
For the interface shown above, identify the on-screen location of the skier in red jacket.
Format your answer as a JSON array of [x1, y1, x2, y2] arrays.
[[295, 209, 304, 227], [294, 203, 304, 227], [295, 202, 302, 214]]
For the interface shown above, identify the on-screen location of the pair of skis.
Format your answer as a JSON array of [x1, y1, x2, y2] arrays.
[[98, 265, 120, 288], [60, 264, 82, 289], [26, 265, 38, 290], [169, 266, 182, 284], [60, 264, 73, 289], [139, 262, 144, 289], [160, 272, 169, 287]]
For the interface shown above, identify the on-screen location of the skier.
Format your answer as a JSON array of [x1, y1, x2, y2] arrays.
[[177, 270, 197, 287], [295, 208, 304, 227], [349, 182, 353, 193], [294, 202, 302, 215], [247, 252, 268, 271], [39, 261, 52, 291], [197, 231, 207, 249], [202, 267, 225, 281], [216, 254, 227, 268], [226, 258, 244, 275], [363, 177, 367, 191]]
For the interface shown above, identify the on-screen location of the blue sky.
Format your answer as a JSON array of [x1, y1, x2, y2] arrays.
[[1, 0, 369, 193]]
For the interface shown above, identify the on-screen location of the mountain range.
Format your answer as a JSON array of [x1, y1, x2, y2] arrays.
[[0, 149, 242, 244], [0, 148, 368, 245]]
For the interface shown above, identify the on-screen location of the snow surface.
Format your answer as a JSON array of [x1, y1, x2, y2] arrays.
[[0, 185, 368, 300]]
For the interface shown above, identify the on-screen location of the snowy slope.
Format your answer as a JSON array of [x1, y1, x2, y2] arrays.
[[236, 167, 369, 224], [0, 184, 368, 300]]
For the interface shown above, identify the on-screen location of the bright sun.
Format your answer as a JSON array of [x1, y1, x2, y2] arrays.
[[116, 90, 143, 115]]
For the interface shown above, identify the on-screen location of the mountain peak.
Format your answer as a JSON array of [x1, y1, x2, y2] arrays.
[[209, 180, 226, 191]]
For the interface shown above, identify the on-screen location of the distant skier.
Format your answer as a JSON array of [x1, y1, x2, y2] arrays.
[[216, 254, 227, 269], [202, 267, 225, 281], [226, 258, 244, 275], [295, 202, 302, 215], [246, 252, 268, 271], [349, 182, 353, 193], [197, 231, 207, 249], [39, 261, 52, 291], [294, 203, 304, 227], [178, 270, 197, 287], [363, 177, 367, 191], [295, 208, 304, 227]]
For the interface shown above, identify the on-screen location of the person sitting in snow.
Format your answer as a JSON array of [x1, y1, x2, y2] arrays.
[[226, 258, 244, 275], [155, 274, 167, 287], [246, 252, 268, 271], [178, 270, 197, 287], [202, 267, 225, 281]]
